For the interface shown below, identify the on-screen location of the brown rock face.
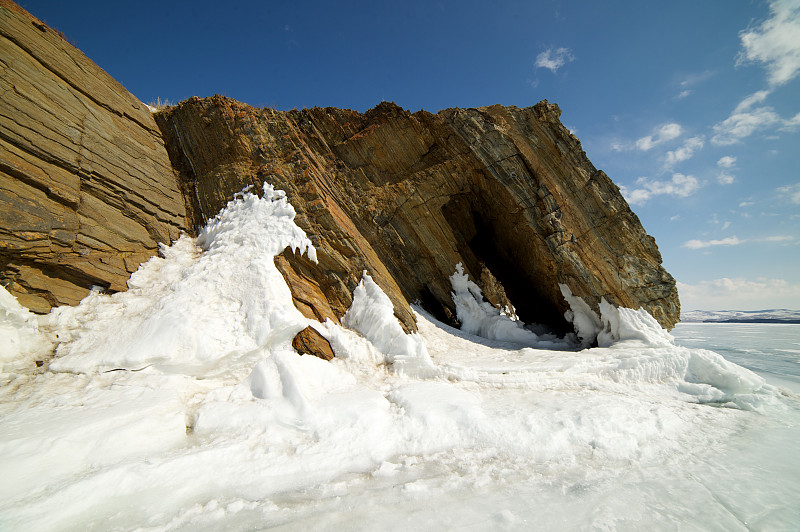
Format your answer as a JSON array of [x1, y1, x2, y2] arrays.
[[1, 1, 679, 335], [0, 1, 189, 312], [156, 98, 680, 332]]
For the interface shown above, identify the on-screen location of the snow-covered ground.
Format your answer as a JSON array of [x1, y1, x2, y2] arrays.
[[1, 184, 798, 531]]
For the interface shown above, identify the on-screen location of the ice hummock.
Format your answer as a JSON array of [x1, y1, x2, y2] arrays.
[[342, 271, 436, 377], [0, 182, 797, 531]]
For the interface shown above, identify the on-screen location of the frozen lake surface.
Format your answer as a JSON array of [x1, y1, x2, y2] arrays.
[[1, 186, 798, 530]]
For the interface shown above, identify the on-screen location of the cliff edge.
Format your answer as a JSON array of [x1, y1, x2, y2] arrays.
[[156, 97, 679, 333], [0, 0, 190, 312], [0, 1, 679, 334]]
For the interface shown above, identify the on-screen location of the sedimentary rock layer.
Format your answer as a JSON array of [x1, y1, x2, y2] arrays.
[[1, 0, 679, 333], [157, 98, 679, 332], [0, 0, 189, 312]]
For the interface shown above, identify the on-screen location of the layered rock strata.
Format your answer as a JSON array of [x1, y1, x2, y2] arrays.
[[0, 1, 189, 312], [1, 0, 679, 333], [157, 98, 679, 332]]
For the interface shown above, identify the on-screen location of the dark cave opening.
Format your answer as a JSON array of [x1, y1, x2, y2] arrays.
[[467, 215, 572, 336], [441, 193, 572, 337]]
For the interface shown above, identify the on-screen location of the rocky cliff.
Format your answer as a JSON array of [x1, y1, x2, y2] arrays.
[[0, 0, 189, 312], [0, 1, 679, 334], [156, 97, 679, 333]]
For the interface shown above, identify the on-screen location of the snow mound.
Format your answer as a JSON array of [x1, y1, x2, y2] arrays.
[[47, 183, 315, 378], [560, 284, 674, 348], [0, 287, 52, 374], [597, 298, 674, 347], [342, 272, 435, 376], [559, 284, 603, 346]]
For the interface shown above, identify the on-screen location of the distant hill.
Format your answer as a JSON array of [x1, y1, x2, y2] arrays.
[[681, 309, 800, 324]]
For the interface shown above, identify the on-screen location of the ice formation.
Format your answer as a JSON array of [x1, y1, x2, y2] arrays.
[[0, 288, 52, 374], [449, 263, 573, 349], [0, 183, 796, 531], [342, 271, 435, 376]]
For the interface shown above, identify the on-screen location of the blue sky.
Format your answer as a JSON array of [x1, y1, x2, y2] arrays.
[[21, 0, 800, 311]]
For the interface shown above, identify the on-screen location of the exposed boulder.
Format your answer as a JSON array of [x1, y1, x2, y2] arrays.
[[292, 326, 335, 361], [0, 1, 189, 312]]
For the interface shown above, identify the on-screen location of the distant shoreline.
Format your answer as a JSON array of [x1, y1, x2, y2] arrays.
[[682, 319, 800, 324]]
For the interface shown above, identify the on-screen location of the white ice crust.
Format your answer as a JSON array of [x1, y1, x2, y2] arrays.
[[559, 284, 674, 348], [342, 271, 435, 376], [0, 183, 793, 531], [45, 184, 315, 378], [0, 287, 52, 373]]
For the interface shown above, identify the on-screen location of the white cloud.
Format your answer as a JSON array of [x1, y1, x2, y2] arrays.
[[734, 89, 771, 112], [782, 111, 800, 130], [683, 234, 794, 249], [777, 182, 800, 204], [664, 136, 704, 167], [676, 90, 692, 99], [679, 70, 715, 87], [715, 156, 737, 184], [678, 277, 800, 311], [535, 47, 575, 73], [622, 173, 701, 205], [711, 95, 782, 145], [721, 221, 732, 230], [610, 141, 626, 152], [738, 0, 800, 87], [764, 235, 794, 242], [739, 201, 754, 207], [717, 173, 736, 185], [683, 236, 744, 249], [711, 88, 800, 145], [635, 123, 683, 151]]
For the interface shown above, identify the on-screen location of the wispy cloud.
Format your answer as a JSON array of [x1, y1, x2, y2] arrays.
[[622, 173, 701, 205], [717, 156, 737, 168], [764, 235, 795, 243], [664, 136, 704, 167], [709, 90, 793, 145], [782, 111, 800, 130], [678, 277, 800, 310], [680, 70, 716, 88], [716, 156, 737, 184], [713, 3, 800, 145], [737, 0, 800, 87], [674, 70, 714, 100], [535, 47, 575, 73], [684, 236, 744, 249], [735, 89, 771, 111], [684, 235, 794, 249], [634, 123, 683, 151], [717, 173, 736, 185], [610, 126, 680, 152], [777, 182, 800, 204]]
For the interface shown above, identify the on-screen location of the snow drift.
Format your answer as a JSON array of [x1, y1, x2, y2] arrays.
[[0, 183, 795, 531]]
